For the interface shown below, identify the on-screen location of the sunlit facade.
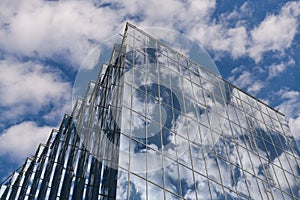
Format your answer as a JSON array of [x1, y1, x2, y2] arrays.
[[0, 23, 299, 200]]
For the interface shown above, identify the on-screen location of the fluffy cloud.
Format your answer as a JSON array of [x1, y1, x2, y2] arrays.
[[0, 0, 217, 69], [268, 58, 295, 79], [276, 89, 300, 116], [228, 69, 265, 95], [189, 1, 300, 63], [0, 0, 122, 68], [109, 0, 216, 27], [249, 1, 300, 62], [190, 24, 248, 59], [1, 0, 298, 67], [229, 70, 252, 88], [247, 81, 264, 94], [0, 60, 67, 106], [0, 59, 71, 123], [0, 121, 52, 161]]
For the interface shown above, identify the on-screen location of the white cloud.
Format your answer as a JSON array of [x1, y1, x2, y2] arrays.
[[114, 0, 216, 27], [188, 1, 300, 63], [247, 81, 264, 94], [276, 89, 300, 116], [249, 1, 300, 62], [0, 59, 71, 123], [0, 60, 68, 106], [268, 58, 295, 79], [1, 0, 299, 69], [148, 0, 300, 64], [190, 23, 248, 59], [229, 70, 252, 88], [0, 121, 52, 161], [229, 68, 266, 95], [278, 89, 299, 100], [0, 0, 122, 68], [0, 0, 219, 70], [186, 1, 251, 60]]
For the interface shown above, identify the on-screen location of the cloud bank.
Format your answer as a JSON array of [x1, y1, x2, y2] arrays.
[[0, 121, 52, 161]]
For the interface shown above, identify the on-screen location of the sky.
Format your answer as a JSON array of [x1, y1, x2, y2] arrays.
[[0, 0, 300, 182]]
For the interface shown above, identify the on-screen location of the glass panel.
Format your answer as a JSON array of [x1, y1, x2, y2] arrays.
[[178, 164, 196, 199], [147, 151, 163, 186], [116, 170, 129, 199], [194, 172, 211, 200], [129, 173, 146, 200], [147, 182, 164, 200], [163, 157, 181, 196]]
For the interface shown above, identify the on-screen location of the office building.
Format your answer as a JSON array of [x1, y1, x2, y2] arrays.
[[0, 23, 299, 200]]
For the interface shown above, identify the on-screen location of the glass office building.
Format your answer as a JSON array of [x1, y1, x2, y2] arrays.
[[0, 23, 299, 200]]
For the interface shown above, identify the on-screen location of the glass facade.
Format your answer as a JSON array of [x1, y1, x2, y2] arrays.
[[0, 23, 299, 200]]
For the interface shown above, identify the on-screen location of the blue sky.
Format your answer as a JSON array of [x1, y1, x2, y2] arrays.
[[0, 0, 300, 182]]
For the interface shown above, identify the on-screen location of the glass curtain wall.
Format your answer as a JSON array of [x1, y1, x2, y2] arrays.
[[0, 23, 299, 200]]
